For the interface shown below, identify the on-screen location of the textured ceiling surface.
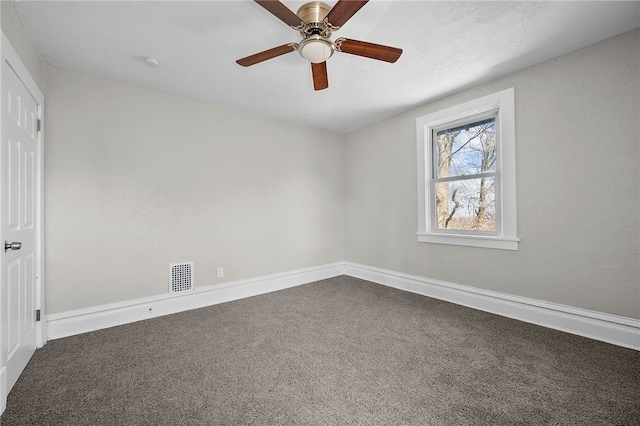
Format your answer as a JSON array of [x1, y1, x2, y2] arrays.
[[12, 0, 640, 133]]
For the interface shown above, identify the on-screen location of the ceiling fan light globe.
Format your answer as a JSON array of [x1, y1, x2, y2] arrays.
[[299, 37, 334, 63]]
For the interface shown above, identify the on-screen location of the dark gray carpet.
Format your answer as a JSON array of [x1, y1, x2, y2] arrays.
[[2, 276, 639, 425]]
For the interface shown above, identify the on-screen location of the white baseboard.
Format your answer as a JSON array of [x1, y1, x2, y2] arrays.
[[47, 262, 344, 340], [46, 261, 639, 350], [344, 262, 640, 350]]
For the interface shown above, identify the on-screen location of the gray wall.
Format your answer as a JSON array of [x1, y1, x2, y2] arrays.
[[1, 1, 43, 90], [43, 66, 344, 313], [344, 29, 640, 319]]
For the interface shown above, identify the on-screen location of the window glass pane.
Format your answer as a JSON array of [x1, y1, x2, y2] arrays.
[[435, 117, 496, 178], [434, 177, 496, 231]]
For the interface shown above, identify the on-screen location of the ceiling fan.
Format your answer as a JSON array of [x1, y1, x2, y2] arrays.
[[236, 0, 403, 91]]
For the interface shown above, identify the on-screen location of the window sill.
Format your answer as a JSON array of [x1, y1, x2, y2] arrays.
[[417, 233, 519, 251]]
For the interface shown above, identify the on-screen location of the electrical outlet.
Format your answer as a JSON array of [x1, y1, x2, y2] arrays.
[[217, 267, 224, 278]]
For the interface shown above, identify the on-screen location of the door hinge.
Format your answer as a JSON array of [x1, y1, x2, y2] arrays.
[[36, 309, 41, 322], [36, 119, 41, 132]]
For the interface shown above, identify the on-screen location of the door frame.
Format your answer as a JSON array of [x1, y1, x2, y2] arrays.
[[0, 31, 45, 415]]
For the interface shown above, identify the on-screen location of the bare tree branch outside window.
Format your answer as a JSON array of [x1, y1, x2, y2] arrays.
[[434, 118, 496, 231]]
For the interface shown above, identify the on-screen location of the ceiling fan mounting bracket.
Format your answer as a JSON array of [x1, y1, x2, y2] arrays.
[[323, 18, 341, 33], [289, 22, 306, 32]]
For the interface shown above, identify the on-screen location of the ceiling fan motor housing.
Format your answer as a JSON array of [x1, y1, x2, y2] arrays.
[[296, 1, 331, 26]]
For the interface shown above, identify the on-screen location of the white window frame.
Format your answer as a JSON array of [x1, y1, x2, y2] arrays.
[[416, 88, 518, 250]]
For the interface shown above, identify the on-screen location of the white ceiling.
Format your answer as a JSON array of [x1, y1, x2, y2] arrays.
[[12, 0, 640, 133]]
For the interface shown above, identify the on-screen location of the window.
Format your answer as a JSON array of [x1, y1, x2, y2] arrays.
[[417, 88, 518, 250]]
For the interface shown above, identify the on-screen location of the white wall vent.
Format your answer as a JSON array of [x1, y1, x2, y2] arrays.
[[169, 262, 193, 293]]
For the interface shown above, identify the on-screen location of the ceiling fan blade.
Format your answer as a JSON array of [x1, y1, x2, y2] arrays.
[[311, 62, 328, 91], [236, 44, 297, 67], [336, 38, 402, 63], [325, 0, 368, 28], [254, 0, 303, 28]]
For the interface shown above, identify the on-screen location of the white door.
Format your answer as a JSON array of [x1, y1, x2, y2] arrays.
[[0, 33, 43, 410]]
